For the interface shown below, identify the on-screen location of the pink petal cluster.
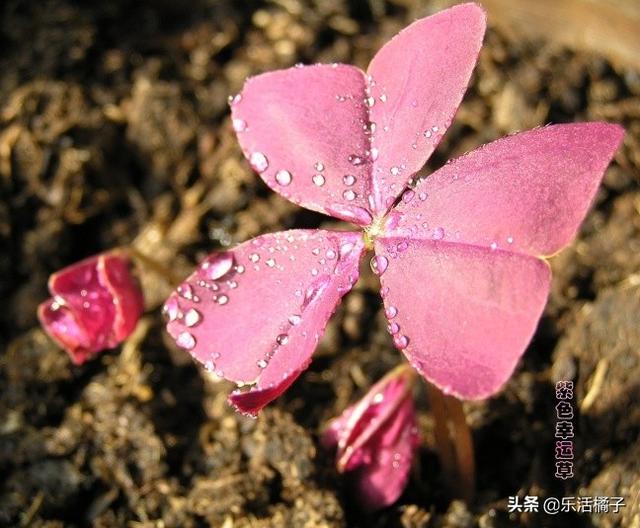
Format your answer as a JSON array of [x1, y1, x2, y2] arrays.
[[323, 367, 419, 510], [38, 252, 144, 365], [163, 3, 623, 415]]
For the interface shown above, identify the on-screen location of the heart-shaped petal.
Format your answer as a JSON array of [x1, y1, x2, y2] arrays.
[[164, 230, 365, 413], [374, 238, 550, 399], [366, 2, 486, 213], [386, 123, 624, 256], [231, 65, 375, 226]]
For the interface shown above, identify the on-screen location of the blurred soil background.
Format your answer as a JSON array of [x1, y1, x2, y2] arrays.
[[1, 0, 639, 526]]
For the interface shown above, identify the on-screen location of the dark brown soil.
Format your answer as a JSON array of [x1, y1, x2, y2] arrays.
[[1, 1, 639, 527]]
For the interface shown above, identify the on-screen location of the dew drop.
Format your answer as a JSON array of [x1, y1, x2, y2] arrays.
[[419, 192, 428, 201], [379, 93, 387, 103], [249, 253, 260, 263], [276, 334, 289, 345], [314, 162, 324, 171], [507, 236, 514, 244], [326, 249, 336, 260], [490, 242, 498, 251], [288, 314, 302, 326], [394, 334, 409, 349], [388, 322, 400, 334], [396, 241, 409, 252], [339, 242, 355, 258], [184, 308, 202, 327], [424, 129, 432, 139], [275, 169, 292, 186], [178, 283, 194, 300], [343, 189, 357, 201], [217, 294, 229, 305], [232, 118, 246, 132], [348, 154, 364, 166], [401, 190, 415, 204], [385, 306, 398, 319], [257, 359, 268, 369], [312, 248, 321, 256], [176, 331, 196, 350], [370, 147, 379, 161], [163, 297, 180, 322], [250, 152, 269, 172], [200, 252, 234, 280], [343, 174, 356, 186], [369, 255, 389, 276], [390, 166, 400, 176], [302, 276, 330, 309], [365, 96, 375, 107], [432, 227, 445, 240], [265, 258, 276, 267], [312, 174, 325, 186]]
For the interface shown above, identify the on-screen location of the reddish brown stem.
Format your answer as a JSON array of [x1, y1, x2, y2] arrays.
[[426, 383, 476, 503]]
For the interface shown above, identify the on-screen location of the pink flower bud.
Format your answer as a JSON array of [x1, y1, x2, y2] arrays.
[[323, 366, 419, 510], [38, 252, 144, 364]]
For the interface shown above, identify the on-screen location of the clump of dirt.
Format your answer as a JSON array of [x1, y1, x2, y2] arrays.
[[1, 0, 638, 527]]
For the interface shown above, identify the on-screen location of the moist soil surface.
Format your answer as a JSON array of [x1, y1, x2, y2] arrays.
[[1, 1, 639, 527]]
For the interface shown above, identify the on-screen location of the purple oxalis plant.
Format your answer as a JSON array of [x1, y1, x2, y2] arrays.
[[164, 2, 623, 417]]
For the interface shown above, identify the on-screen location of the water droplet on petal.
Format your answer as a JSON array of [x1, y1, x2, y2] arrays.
[[178, 283, 194, 300], [163, 297, 180, 322], [184, 308, 201, 327], [288, 314, 302, 326], [176, 331, 196, 350], [217, 294, 229, 305], [339, 242, 355, 258], [401, 190, 415, 204], [365, 96, 375, 107], [200, 252, 235, 280], [370, 255, 389, 276], [394, 334, 409, 349], [432, 227, 445, 240], [490, 242, 498, 251], [385, 306, 398, 319], [396, 241, 409, 252], [348, 154, 364, 166], [302, 276, 330, 309], [312, 174, 325, 186], [419, 192, 428, 201], [249, 253, 260, 263], [343, 189, 357, 201], [343, 174, 356, 186], [326, 249, 336, 260], [276, 334, 289, 345], [507, 236, 514, 244], [257, 359, 268, 369], [265, 258, 276, 267], [232, 118, 246, 132], [275, 169, 292, 186], [380, 93, 387, 103], [370, 147, 379, 161], [388, 322, 400, 334], [314, 162, 324, 172], [250, 152, 269, 172], [390, 166, 400, 176]]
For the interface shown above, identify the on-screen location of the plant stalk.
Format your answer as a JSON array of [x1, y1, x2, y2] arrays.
[[426, 382, 475, 502]]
